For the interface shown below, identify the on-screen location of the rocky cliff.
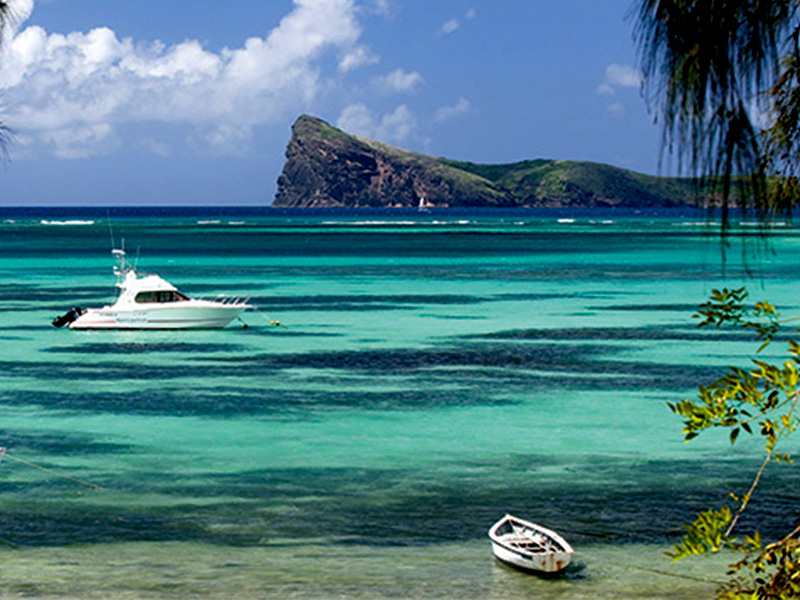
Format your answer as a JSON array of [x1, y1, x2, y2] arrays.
[[273, 116, 516, 208], [273, 115, 701, 209]]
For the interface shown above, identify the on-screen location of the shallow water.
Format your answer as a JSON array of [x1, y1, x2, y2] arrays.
[[0, 207, 796, 597], [0, 542, 728, 599]]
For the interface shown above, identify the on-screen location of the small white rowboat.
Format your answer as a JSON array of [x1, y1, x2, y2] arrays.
[[488, 514, 574, 574]]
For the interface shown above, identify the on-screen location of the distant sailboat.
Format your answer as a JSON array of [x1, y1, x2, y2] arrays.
[[418, 195, 432, 210]]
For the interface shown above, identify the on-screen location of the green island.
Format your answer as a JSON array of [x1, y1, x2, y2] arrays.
[[273, 115, 705, 209]]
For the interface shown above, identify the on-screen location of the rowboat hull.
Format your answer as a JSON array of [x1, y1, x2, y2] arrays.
[[488, 514, 573, 575], [490, 539, 571, 574]]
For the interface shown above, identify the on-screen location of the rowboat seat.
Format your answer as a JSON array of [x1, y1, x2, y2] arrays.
[[504, 536, 549, 553]]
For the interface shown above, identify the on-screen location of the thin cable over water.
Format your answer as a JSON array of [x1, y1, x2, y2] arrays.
[[0, 447, 106, 491]]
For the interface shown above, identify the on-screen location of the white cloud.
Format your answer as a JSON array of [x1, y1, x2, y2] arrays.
[[439, 19, 460, 35], [596, 63, 641, 96], [596, 82, 615, 97], [380, 104, 415, 141], [139, 137, 172, 158], [188, 124, 253, 157], [339, 44, 379, 72], [607, 102, 625, 117], [365, 0, 392, 17], [336, 102, 416, 143], [336, 103, 374, 136], [597, 63, 642, 118], [376, 68, 423, 93], [41, 123, 118, 159], [606, 64, 641, 87], [433, 97, 472, 122], [0, 0, 378, 159], [439, 8, 475, 36]]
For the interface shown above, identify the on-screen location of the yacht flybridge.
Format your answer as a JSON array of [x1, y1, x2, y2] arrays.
[[53, 249, 251, 330]]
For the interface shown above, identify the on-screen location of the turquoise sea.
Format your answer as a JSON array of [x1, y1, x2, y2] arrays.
[[0, 207, 797, 598]]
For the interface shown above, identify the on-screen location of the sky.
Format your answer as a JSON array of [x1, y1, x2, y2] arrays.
[[0, 0, 664, 206]]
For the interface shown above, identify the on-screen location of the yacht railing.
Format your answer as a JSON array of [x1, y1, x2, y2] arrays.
[[210, 294, 251, 307]]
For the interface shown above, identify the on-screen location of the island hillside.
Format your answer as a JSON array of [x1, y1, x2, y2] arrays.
[[273, 115, 702, 209]]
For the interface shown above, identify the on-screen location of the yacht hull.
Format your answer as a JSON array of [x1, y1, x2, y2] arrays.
[[69, 303, 246, 330]]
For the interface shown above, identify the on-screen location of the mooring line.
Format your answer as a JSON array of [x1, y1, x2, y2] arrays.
[[0, 447, 106, 491], [576, 551, 723, 585]]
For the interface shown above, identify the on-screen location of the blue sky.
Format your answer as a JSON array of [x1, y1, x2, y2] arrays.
[[0, 0, 662, 206]]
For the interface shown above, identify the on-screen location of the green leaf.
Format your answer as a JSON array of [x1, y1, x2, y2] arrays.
[[730, 428, 740, 445]]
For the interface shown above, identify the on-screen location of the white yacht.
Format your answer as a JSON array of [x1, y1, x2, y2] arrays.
[[53, 249, 250, 330]]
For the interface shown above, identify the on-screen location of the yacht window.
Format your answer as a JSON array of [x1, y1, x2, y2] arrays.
[[134, 290, 189, 303], [134, 291, 157, 303]]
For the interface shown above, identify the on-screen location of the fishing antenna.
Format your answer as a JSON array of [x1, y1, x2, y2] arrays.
[[107, 211, 121, 296], [107, 209, 115, 250]]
